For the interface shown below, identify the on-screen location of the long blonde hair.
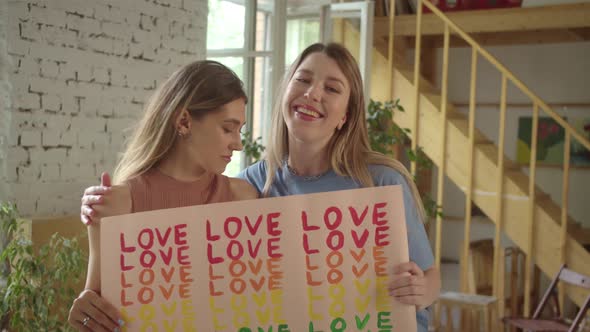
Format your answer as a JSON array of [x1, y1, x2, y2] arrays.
[[263, 43, 426, 222], [113, 60, 247, 184]]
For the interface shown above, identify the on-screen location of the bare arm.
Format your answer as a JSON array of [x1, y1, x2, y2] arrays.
[[389, 262, 441, 310], [419, 265, 441, 310], [69, 184, 131, 331], [84, 224, 101, 292], [84, 183, 132, 290], [229, 178, 259, 201]]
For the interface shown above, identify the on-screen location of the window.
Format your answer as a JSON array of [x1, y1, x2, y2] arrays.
[[207, 0, 373, 176], [207, 0, 274, 176], [286, 18, 320, 65]]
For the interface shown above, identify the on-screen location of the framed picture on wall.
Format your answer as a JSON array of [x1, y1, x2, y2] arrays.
[[570, 118, 590, 167], [516, 116, 590, 167]]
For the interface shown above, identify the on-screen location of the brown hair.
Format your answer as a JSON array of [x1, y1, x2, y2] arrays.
[[263, 43, 426, 221], [113, 60, 247, 184]]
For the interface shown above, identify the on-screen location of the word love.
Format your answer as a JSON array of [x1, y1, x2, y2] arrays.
[[207, 212, 283, 264], [119, 223, 194, 307], [120, 224, 190, 270], [308, 312, 393, 332], [302, 202, 391, 253]]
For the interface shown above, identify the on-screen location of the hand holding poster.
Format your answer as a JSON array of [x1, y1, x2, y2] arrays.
[[100, 186, 417, 331]]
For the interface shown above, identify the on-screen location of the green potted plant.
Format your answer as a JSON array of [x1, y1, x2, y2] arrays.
[[0, 202, 87, 331], [366, 99, 443, 222], [241, 131, 266, 164]]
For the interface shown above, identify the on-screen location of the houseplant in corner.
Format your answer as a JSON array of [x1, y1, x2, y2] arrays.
[[0, 202, 86, 331], [366, 99, 443, 222]]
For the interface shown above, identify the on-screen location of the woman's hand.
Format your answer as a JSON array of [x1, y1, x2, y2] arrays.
[[389, 261, 440, 310], [68, 289, 124, 332], [80, 172, 131, 225], [81, 172, 112, 225]]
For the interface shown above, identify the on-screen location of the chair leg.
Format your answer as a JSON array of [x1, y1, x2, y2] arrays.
[[460, 308, 468, 332], [474, 310, 480, 332], [483, 306, 490, 332], [445, 306, 453, 332]]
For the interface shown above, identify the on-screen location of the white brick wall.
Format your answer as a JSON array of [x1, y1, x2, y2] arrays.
[[0, 0, 13, 201], [3, 0, 208, 217]]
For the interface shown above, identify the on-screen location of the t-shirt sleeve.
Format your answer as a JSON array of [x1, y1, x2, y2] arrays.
[[237, 161, 267, 195], [374, 166, 435, 271]]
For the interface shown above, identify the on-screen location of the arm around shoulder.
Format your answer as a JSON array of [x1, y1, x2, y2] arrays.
[[229, 178, 259, 201]]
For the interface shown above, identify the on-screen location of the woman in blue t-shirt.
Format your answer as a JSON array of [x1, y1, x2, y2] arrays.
[[79, 43, 440, 331], [238, 43, 440, 331]]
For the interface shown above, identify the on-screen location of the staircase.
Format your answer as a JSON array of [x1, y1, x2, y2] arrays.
[[385, 61, 590, 307], [335, 3, 590, 310]]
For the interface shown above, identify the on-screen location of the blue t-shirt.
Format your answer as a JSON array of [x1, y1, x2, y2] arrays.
[[239, 161, 434, 332]]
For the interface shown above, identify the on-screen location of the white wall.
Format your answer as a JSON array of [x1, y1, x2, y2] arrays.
[[0, 1, 12, 201], [2, 0, 208, 217], [434, 42, 590, 228]]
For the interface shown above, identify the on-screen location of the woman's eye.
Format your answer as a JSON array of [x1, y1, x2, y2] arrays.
[[223, 127, 232, 133], [326, 86, 340, 94], [295, 77, 310, 84]]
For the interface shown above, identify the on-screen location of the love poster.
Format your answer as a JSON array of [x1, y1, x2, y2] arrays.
[[100, 185, 416, 332]]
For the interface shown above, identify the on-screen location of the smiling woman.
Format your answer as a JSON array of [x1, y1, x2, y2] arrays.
[[239, 43, 440, 332], [284, 52, 350, 147]]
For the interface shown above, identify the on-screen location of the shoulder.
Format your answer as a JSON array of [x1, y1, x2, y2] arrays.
[[237, 160, 267, 193], [367, 164, 407, 186], [228, 177, 259, 201], [238, 160, 267, 179]]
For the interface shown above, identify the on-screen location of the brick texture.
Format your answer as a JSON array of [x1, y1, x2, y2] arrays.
[[2, 0, 208, 217]]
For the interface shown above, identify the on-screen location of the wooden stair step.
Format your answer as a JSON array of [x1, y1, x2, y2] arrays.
[[448, 118, 492, 144], [396, 69, 438, 94], [475, 145, 524, 172]]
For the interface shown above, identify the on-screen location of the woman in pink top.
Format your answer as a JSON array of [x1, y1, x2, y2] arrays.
[[68, 60, 258, 332]]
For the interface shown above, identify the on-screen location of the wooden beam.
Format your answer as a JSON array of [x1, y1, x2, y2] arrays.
[[452, 102, 590, 109], [568, 28, 590, 41], [374, 3, 590, 38], [403, 29, 590, 48]]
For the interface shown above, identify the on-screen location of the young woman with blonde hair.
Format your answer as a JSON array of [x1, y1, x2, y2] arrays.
[[239, 43, 440, 331], [68, 60, 257, 331]]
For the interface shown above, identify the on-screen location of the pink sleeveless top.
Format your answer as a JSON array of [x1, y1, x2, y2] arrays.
[[126, 169, 234, 213]]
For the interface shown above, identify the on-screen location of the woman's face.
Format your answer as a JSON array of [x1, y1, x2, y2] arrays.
[[186, 98, 246, 174], [282, 52, 350, 148]]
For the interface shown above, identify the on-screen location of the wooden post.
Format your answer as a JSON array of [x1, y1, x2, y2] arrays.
[[461, 47, 478, 294], [493, 74, 508, 328], [524, 103, 539, 317], [387, 0, 396, 95], [411, 0, 423, 177], [558, 131, 571, 311]]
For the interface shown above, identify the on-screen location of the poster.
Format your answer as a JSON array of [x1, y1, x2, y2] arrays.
[[517, 116, 565, 165], [516, 116, 590, 167], [100, 186, 416, 331], [570, 117, 590, 166]]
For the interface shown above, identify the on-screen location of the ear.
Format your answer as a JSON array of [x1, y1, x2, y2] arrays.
[[337, 113, 348, 130], [175, 108, 192, 136]]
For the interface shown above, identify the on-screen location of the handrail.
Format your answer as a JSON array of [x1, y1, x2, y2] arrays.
[[420, 0, 590, 151]]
